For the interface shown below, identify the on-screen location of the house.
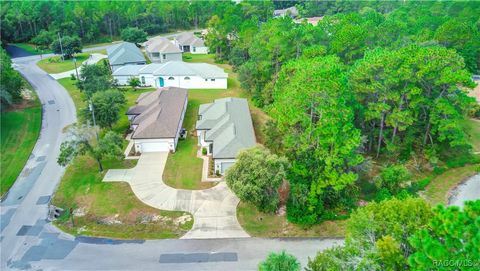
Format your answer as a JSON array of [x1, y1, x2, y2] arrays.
[[106, 42, 146, 71], [294, 16, 324, 26], [127, 87, 188, 153], [174, 33, 208, 54], [273, 6, 299, 18], [144, 36, 183, 63], [196, 98, 256, 175], [112, 61, 228, 89]]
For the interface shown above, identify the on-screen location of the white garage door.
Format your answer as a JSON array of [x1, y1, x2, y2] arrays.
[[221, 162, 235, 174], [141, 142, 170, 152]]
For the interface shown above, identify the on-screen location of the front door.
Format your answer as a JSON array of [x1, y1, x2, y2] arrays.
[[159, 77, 164, 87]]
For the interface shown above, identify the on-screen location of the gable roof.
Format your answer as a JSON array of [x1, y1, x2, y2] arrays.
[[145, 37, 182, 54], [107, 42, 146, 66], [196, 98, 256, 159], [113, 62, 228, 79], [175, 33, 205, 47], [128, 87, 188, 139]]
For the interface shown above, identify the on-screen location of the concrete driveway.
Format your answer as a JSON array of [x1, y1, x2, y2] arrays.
[[103, 152, 249, 239], [49, 53, 107, 80]]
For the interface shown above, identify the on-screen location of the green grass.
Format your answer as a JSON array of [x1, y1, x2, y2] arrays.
[[12, 43, 51, 55], [424, 163, 480, 206], [57, 78, 87, 122], [37, 53, 90, 74], [52, 156, 193, 239], [237, 202, 347, 238], [1, 92, 42, 197], [183, 53, 216, 64], [461, 118, 480, 152]]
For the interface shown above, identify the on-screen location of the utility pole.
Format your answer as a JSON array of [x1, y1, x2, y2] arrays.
[[73, 56, 79, 80], [57, 32, 64, 61]]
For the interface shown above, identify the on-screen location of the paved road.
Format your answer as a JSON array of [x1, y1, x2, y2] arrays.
[[1, 46, 343, 270], [449, 173, 480, 208]]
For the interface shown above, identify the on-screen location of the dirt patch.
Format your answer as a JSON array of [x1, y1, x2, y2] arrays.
[[99, 214, 123, 225], [173, 214, 192, 226]]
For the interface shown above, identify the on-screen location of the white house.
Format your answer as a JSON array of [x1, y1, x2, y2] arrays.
[[127, 87, 188, 153], [144, 36, 183, 63], [112, 61, 228, 89], [174, 33, 208, 54], [196, 98, 256, 175]]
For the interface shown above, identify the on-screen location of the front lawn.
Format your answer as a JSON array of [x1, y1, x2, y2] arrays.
[[423, 163, 480, 206], [1, 89, 42, 196], [37, 53, 90, 74], [237, 202, 347, 238], [461, 118, 480, 152], [12, 43, 51, 55], [52, 156, 193, 239]]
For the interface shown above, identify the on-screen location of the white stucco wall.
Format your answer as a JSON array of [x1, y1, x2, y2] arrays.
[[147, 52, 183, 63], [191, 46, 208, 54], [115, 75, 227, 89]]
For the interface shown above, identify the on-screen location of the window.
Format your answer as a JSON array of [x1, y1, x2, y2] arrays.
[[152, 52, 160, 58], [168, 77, 175, 80], [141, 76, 145, 84], [205, 79, 208, 82], [210, 79, 215, 82], [193, 47, 196, 52], [162, 54, 166, 60], [184, 77, 190, 80], [198, 115, 202, 120]]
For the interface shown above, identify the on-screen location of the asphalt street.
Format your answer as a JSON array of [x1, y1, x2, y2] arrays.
[[1, 45, 343, 270]]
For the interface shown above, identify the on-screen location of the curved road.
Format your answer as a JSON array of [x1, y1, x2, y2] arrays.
[[1, 48, 342, 270]]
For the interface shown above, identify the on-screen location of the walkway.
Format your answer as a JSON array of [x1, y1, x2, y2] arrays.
[[49, 53, 107, 80], [103, 152, 249, 239]]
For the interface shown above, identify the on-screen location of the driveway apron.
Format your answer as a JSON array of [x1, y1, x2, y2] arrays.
[[103, 152, 249, 239]]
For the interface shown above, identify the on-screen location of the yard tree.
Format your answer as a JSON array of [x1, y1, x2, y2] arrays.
[[57, 125, 124, 172], [374, 164, 411, 195], [30, 30, 55, 50], [0, 48, 24, 107], [408, 200, 480, 271], [258, 251, 301, 271], [128, 77, 141, 89], [90, 89, 125, 128], [120, 27, 147, 45], [77, 64, 112, 97], [50, 35, 82, 59], [307, 197, 433, 270], [225, 146, 288, 213], [270, 55, 362, 224]]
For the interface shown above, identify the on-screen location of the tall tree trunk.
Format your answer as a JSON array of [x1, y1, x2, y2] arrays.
[[96, 157, 103, 172], [376, 113, 385, 158], [423, 120, 431, 145]]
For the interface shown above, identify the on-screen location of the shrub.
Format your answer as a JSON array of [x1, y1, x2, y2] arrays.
[[70, 73, 76, 80], [202, 147, 207, 155], [375, 164, 411, 195], [375, 188, 392, 202], [258, 251, 301, 271]]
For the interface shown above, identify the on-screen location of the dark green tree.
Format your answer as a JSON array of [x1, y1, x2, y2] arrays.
[[50, 35, 82, 59], [120, 27, 147, 44], [89, 89, 125, 128]]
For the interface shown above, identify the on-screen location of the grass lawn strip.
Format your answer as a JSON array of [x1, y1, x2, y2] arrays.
[[12, 43, 51, 55], [37, 53, 91, 74], [461, 118, 480, 152], [237, 202, 346, 238], [52, 156, 193, 239], [423, 163, 480, 206], [0, 88, 42, 196]]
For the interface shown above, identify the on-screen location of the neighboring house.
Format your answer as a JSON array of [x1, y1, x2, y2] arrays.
[[127, 87, 188, 153], [106, 42, 146, 71], [294, 16, 324, 26], [112, 61, 228, 89], [144, 36, 183, 63], [174, 33, 208, 54], [273, 6, 299, 18], [196, 98, 256, 175]]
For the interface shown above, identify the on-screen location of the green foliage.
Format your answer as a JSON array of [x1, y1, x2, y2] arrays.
[[30, 30, 55, 50], [409, 200, 480, 270], [270, 56, 362, 224], [201, 147, 207, 155], [77, 64, 112, 97], [127, 77, 141, 88], [258, 251, 301, 271], [307, 197, 433, 270], [57, 125, 123, 172], [89, 89, 126, 128], [225, 146, 288, 213], [120, 27, 147, 44], [374, 164, 411, 195], [50, 35, 82, 59], [0, 48, 24, 107]]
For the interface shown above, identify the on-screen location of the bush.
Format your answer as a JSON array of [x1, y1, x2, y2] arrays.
[[258, 251, 301, 271], [202, 147, 207, 155], [433, 166, 446, 175], [374, 164, 411, 195], [70, 73, 76, 80], [375, 188, 392, 202]]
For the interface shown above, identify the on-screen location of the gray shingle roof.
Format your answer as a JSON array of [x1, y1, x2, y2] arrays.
[[145, 37, 182, 54], [196, 98, 256, 159], [128, 87, 188, 139], [175, 33, 206, 47], [113, 62, 228, 79], [107, 42, 146, 66]]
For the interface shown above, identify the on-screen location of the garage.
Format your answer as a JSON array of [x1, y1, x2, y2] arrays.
[[139, 142, 170, 152], [220, 162, 235, 174]]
